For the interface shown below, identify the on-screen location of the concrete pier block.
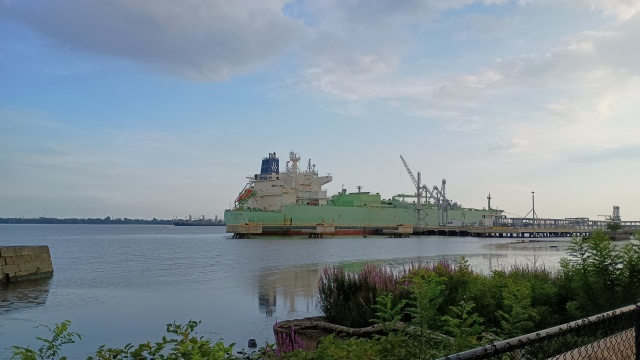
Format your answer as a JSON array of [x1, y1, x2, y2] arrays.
[[0, 246, 53, 284], [3, 264, 20, 274], [0, 247, 18, 257], [20, 247, 38, 255]]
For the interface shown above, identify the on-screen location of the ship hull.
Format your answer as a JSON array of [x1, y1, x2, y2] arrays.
[[224, 204, 498, 236], [233, 228, 379, 236]]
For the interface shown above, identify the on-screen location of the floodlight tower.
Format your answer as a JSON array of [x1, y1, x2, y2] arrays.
[[524, 191, 538, 227]]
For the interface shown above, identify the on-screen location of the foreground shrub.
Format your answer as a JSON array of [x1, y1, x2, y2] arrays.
[[318, 233, 640, 343], [561, 230, 640, 319], [89, 320, 235, 359], [9, 320, 82, 360], [8, 320, 245, 360]]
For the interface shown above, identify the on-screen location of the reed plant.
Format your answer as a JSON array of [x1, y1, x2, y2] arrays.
[[317, 259, 480, 328], [318, 257, 577, 336], [317, 263, 403, 328], [273, 322, 305, 356]]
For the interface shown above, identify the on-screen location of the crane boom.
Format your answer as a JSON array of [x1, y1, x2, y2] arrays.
[[400, 155, 453, 226], [400, 155, 418, 189]]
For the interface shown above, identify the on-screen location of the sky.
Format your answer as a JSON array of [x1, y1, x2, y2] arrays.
[[1, 0, 640, 221]]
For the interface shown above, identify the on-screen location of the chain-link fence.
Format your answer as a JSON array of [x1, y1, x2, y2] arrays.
[[438, 304, 640, 360]]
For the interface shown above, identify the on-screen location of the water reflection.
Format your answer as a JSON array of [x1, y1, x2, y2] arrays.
[[488, 240, 570, 252], [255, 244, 568, 319], [258, 265, 322, 317], [0, 277, 51, 314]]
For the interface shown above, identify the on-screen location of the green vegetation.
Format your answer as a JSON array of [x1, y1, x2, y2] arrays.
[[606, 222, 622, 231], [87, 321, 237, 360], [7, 231, 640, 360], [9, 320, 82, 360], [8, 320, 249, 360]]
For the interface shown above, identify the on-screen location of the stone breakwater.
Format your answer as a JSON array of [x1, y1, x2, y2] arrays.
[[0, 246, 53, 284]]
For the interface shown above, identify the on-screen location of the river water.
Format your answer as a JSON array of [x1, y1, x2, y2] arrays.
[[0, 225, 569, 358]]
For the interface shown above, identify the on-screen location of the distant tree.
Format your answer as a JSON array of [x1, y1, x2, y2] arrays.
[[0, 217, 172, 225], [606, 222, 622, 231]]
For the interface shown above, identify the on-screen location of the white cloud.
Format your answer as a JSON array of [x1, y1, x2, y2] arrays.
[[570, 0, 640, 20], [518, 0, 640, 21], [1, 0, 302, 80], [492, 138, 529, 153]]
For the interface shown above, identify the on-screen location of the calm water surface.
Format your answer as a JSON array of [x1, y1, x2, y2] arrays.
[[0, 225, 568, 358]]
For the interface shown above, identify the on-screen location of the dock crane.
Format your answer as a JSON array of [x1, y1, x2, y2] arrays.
[[400, 155, 453, 226]]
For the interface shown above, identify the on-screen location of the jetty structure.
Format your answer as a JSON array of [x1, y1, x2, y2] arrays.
[[0, 246, 53, 284]]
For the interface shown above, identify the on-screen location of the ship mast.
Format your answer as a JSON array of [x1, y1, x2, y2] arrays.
[[289, 151, 300, 172]]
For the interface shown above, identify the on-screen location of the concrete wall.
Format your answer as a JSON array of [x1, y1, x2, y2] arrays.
[[0, 246, 53, 284]]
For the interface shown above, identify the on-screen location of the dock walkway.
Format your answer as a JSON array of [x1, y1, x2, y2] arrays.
[[227, 222, 639, 238]]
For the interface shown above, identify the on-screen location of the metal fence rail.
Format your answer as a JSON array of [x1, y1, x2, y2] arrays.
[[438, 304, 640, 360]]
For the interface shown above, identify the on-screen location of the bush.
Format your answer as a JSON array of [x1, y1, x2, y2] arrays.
[[9, 320, 82, 360], [8, 320, 246, 360]]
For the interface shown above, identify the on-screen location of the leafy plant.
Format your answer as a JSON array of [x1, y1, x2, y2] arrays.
[[495, 279, 538, 338], [441, 301, 485, 352], [88, 320, 235, 360], [370, 292, 406, 332], [562, 231, 627, 318], [9, 320, 82, 360], [403, 273, 448, 360], [620, 240, 640, 304], [308, 336, 380, 360], [606, 222, 622, 231]]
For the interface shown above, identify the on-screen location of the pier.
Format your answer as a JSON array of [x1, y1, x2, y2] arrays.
[[227, 218, 640, 239], [0, 246, 53, 284], [413, 226, 590, 238]]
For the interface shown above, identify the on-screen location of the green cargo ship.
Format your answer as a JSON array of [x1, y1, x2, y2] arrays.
[[224, 151, 502, 237]]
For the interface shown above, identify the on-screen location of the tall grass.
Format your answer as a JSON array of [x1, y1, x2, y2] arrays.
[[318, 260, 462, 328], [317, 258, 564, 332]]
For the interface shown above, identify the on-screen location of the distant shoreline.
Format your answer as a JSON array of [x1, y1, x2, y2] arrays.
[[0, 217, 173, 225]]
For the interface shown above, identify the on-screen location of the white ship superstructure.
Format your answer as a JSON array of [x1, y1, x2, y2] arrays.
[[234, 151, 332, 211]]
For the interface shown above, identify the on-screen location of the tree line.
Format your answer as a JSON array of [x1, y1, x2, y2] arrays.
[[0, 217, 173, 225]]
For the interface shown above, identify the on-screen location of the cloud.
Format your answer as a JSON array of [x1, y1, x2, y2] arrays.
[[518, 0, 640, 21], [4, 0, 640, 157], [570, 0, 640, 20], [568, 144, 640, 162], [1, 0, 302, 80], [491, 138, 529, 153], [300, 0, 463, 29]]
